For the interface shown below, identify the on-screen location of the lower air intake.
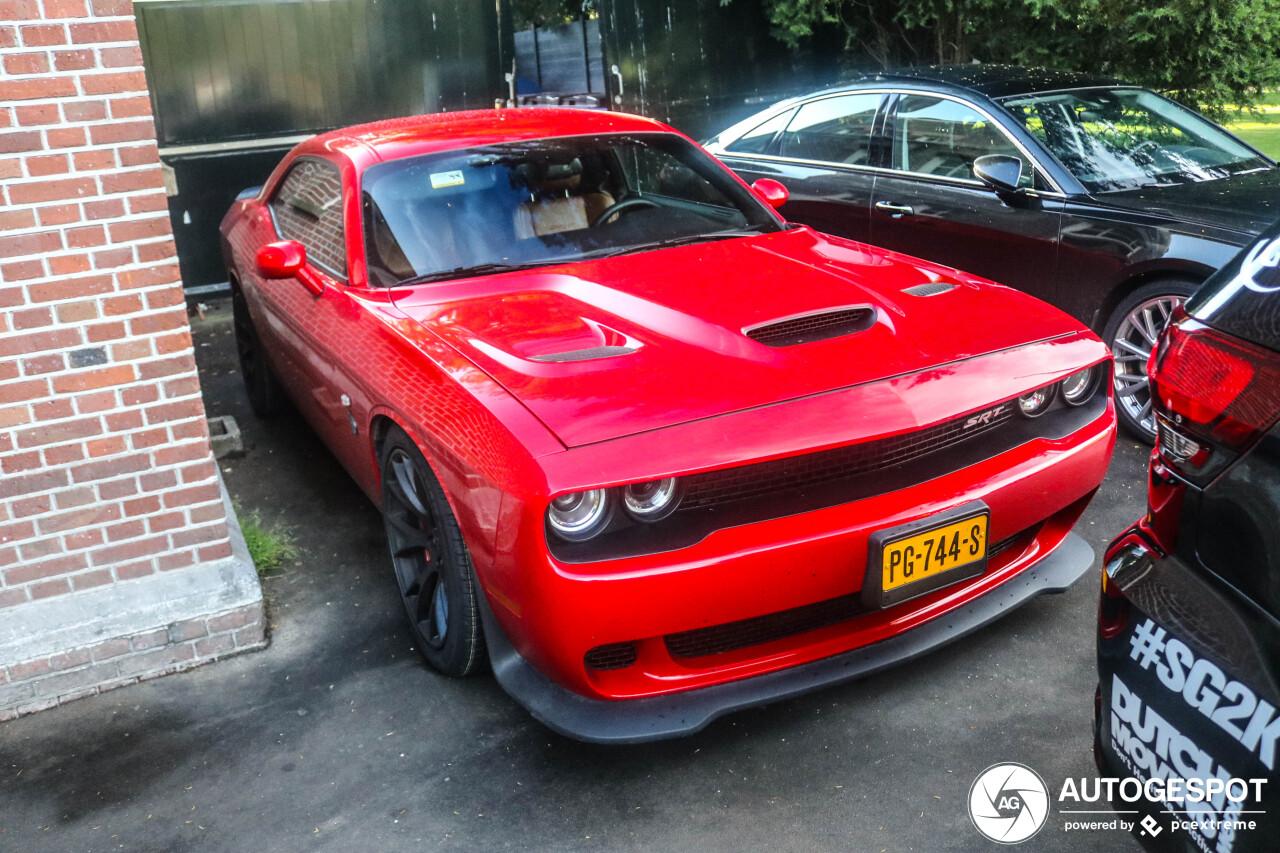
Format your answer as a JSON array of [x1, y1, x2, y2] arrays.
[[584, 641, 638, 671]]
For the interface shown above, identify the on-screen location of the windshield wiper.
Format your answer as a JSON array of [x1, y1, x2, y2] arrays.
[[583, 226, 773, 260], [398, 260, 562, 285]]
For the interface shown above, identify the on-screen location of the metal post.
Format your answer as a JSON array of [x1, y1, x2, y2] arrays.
[[533, 23, 542, 90], [581, 15, 591, 93]]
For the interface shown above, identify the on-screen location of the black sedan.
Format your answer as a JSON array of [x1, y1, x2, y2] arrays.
[[1097, 225, 1280, 850], [706, 65, 1280, 441]]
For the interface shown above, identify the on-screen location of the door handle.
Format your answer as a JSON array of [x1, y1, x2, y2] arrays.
[[875, 201, 915, 217], [611, 64, 623, 105]]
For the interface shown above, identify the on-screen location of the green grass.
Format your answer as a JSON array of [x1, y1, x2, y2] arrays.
[[1221, 99, 1280, 158], [239, 511, 299, 577]]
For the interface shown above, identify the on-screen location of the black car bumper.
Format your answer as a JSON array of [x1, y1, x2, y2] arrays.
[[481, 532, 1094, 744]]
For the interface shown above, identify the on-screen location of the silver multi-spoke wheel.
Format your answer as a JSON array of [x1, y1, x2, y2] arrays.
[[1105, 283, 1196, 442]]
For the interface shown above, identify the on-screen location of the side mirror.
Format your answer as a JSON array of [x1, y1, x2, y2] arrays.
[[972, 155, 1024, 195], [256, 240, 307, 278], [751, 178, 789, 210], [255, 240, 324, 295]]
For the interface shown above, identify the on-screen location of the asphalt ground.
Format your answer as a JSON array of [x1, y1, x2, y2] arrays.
[[0, 297, 1150, 853]]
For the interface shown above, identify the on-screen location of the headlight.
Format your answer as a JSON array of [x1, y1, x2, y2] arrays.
[[547, 489, 612, 542], [1060, 365, 1100, 406], [622, 478, 681, 522], [1018, 384, 1055, 417]]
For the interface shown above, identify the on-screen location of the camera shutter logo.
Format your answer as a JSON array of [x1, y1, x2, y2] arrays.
[[968, 763, 1050, 844]]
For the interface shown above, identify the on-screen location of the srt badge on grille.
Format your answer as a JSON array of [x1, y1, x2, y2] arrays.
[[964, 404, 1009, 430]]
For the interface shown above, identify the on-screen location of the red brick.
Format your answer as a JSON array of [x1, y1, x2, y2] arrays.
[[48, 253, 92, 276], [101, 168, 163, 195], [0, 25, 14, 48], [117, 144, 159, 169], [122, 494, 160, 517], [195, 633, 234, 657], [71, 453, 148, 483], [162, 375, 199, 399], [110, 339, 150, 361], [147, 511, 185, 534], [1, 259, 43, 280], [0, 208, 35, 230], [115, 560, 152, 580], [89, 118, 156, 146], [18, 23, 63, 46], [25, 153, 70, 176], [8, 176, 94, 205], [68, 20, 135, 44], [101, 45, 142, 70], [0, 327, 79, 356], [43, 442, 85, 466], [0, 587, 29, 608], [163, 484, 221, 511], [52, 48, 93, 71], [0, 130, 41, 154], [83, 198, 124, 220], [93, 247, 133, 268], [102, 293, 142, 315], [96, 476, 137, 500], [72, 149, 114, 171], [90, 535, 167, 566], [208, 608, 249, 632], [153, 442, 206, 468], [0, 1, 41, 21], [1, 469, 69, 503], [138, 469, 176, 491], [129, 310, 186, 338], [103, 519, 143, 542], [144, 398, 203, 427], [200, 541, 234, 562], [14, 416, 100, 449], [51, 364, 133, 394], [10, 494, 53, 517], [75, 389, 116, 413], [85, 435, 125, 456], [20, 353, 65, 375], [128, 192, 168, 215], [62, 98, 105, 121], [19, 536, 63, 560], [71, 569, 113, 591], [129, 426, 168, 449], [0, 229, 60, 257], [104, 408, 142, 432], [31, 578, 71, 599], [1, 450, 41, 473], [4, 552, 85, 585], [0, 158, 20, 179], [7, 658, 51, 681], [28, 274, 111, 303], [0, 519, 36, 542], [120, 385, 157, 407], [136, 240, 176, 264], [10, 307, 52, 330], [0, 405, 31, 429], [89, 0, 129, 14], [50, 648, 91, 670], [32, 397, 73, 420], [44, 125, 85, 148], [0, 75, 74, 101], [36, 203, 80, 226], [14, 103, 57, 125], [0, 377, 49, 402], [55, 299, 98, 324], [86, 319, 125, 343], [2, 50, 47, 74], [119, 266, 182, 293], [45, 0, 87, 16], [37, 503, 118, 535]]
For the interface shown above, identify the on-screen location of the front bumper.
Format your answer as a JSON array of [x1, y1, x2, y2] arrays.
[[484, 532, 1093, 743]]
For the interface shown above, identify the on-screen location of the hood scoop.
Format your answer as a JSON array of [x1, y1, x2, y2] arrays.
[[902, 281, 955, 297], [745, 306, 875, 347], [530, 345, 637, 363]]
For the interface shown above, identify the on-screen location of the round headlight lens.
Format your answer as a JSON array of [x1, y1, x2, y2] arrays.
[[1060, 366, 1098, 406], [1018, 385, 1055, 417], [547, 489, 612, 542], [622, 478, 681, 522]]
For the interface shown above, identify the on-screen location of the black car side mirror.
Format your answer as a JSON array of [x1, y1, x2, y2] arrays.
[[973, 154, 1024, 195]]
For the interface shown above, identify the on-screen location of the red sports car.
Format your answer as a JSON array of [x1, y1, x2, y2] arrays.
[[220, 108, 1116, 742]]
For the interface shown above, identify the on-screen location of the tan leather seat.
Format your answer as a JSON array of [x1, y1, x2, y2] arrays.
[[513, 160, 614, 238]]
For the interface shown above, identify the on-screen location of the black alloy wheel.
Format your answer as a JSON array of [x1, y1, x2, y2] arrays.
[[378, 427, 485, 677], [1103, 279, 1199, 443], [232, 285, 286, 417]]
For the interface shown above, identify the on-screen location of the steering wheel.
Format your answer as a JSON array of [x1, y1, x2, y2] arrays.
[[591, 197, 659, 226], [1131, 139, 1161, 162]]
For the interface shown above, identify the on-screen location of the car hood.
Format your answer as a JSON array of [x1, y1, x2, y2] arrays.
[[1095, 168, 1280, 236], [392, 228, 1091, 448]]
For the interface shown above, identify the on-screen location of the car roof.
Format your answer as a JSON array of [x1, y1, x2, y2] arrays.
[[296, 108, 673, 168], [805, 64, 1129, 102]]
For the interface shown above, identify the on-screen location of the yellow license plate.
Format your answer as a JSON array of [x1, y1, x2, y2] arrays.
[[864, 505, 989, 608]]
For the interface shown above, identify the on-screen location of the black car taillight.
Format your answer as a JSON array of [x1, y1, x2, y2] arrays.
[[1150, 309, 1280, 473]]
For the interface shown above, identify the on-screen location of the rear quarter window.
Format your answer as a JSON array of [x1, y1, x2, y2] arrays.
[[1190, 230, 1280, 352], [269, 158, 347, 278]]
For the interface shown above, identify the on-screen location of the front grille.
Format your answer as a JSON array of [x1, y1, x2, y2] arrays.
[[745, 307, 875, 347], [584, 641, 637, 671], [663, 523, 1039, 660], [665, 594, 865, 659], [679, 403, 1014, 511]]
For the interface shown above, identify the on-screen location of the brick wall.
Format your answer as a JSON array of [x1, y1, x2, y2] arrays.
[[0, 0, 263, 720]]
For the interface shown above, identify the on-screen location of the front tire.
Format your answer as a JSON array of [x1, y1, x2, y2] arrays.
[[378, 428, 485, 677], [1102, 279, 1198, 443]]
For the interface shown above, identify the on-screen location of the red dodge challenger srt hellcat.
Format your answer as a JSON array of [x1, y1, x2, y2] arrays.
[[220, 108, 1116, 742]]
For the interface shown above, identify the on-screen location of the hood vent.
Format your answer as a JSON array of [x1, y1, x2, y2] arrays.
[[745, 307, 875, 348], [529, 345, 637, 363], [902, 281, 954, 297]]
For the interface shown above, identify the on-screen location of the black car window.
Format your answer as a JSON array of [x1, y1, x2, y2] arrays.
[[724, 109, 793, 155], [891, 95, 1033, 187], [778, 94, 881, 165], [269, 158, 346, 278]]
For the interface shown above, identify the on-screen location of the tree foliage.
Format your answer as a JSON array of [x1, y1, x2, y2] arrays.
[[513, 0, 593, 30], [728, 0, 1280, 113]]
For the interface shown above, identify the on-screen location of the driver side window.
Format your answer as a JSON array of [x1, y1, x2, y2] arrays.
[[891, 95, 1035, 188]]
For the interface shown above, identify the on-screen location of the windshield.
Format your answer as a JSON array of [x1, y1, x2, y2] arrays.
[[998, 87, 1271, 192], [360, 132, 782, 286]]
